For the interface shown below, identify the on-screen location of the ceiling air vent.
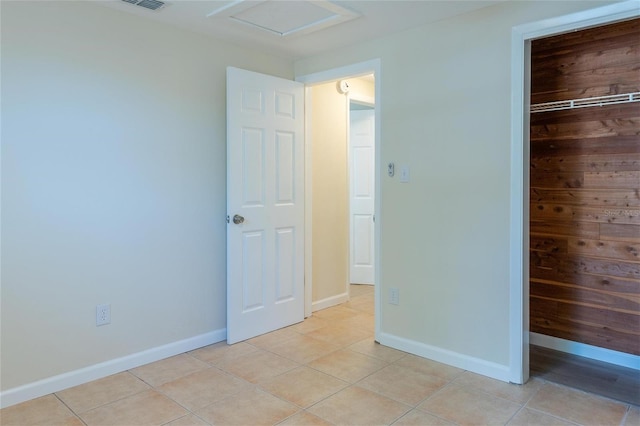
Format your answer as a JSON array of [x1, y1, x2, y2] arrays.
[[121, 0, 165, 11]]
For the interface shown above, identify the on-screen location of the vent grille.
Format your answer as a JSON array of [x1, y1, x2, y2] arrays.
[[121, 0, 165, 11]]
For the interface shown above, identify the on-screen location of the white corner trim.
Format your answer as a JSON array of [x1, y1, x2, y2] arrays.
[[312, 292, 349, 312], [304, 86, 314, 319], [0, 329, 226, 409], [379, 332, 511, 382], [530, 333, 640, 371]]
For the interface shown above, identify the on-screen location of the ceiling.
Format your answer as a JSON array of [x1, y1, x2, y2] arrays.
[[99, 0, 504, 60]]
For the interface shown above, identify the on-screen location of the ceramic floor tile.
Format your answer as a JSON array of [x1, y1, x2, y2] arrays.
[[394, 354, 464, 381], [79, 389, 187, 426], [189, 341, 258, 365], [260, 366, 348, 408], [358, 364, 448, 406], [392, 409, 455, 425], [336, 313, 375, 331], [624, 406, 640, 426], [351, 292, 374, 302], [348, 302, 375, 315], [349, 284, 374, 298], [56, 371, 149, 413], [345, 293, 373, 305], [194, 387, 298, 426], [8, 287, 634, 426], [268, 334, 340, 364], [418, 383, 521, 425], [246, 327, 301, 350], [312, 306, 362, 322], [130, 354, 210, 387], [307, 349, 388, 383], [453, 371, 545, 404], [0, 395, 83, 426], [216, 349, 299, 383], [526, 382, 628, 426], [287, 315, 330, 334], [307, 386, 410, 425], [306, 325, 372, 348], [348, 338, 407, 363], [346, 293, 374, 306], [157, 367, 250, 410], [507, 408, 575, 426], [278, 411, 334, 425], [164, 414, 210, 425]]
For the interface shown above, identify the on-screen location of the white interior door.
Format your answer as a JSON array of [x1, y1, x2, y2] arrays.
[[226, 67, 304, 344], [349, 108, 375, 285]]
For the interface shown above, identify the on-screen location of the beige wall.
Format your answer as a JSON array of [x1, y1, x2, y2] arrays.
[[310, 82, 349, 302], [296, 1, 617, 369], [348, 76, 375, 102], [310, 77, 375, 304], [0, 0, 292, 392]]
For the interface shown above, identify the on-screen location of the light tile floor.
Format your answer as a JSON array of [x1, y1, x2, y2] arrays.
[[2, 285, 638, 426]]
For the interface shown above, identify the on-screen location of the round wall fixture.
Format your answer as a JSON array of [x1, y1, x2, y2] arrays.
[[338, 80, 350, 94]]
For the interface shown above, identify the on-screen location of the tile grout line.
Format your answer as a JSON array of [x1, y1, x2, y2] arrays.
[[52, 393, 88, 426], [56, 372, 153, 421], [539, 378, 634, 408], [618, 406, 632, 426], [521, 406, 583, 426], [501, 378, 545, 426]]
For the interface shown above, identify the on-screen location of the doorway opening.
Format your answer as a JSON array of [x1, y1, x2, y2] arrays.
[[509, 0, 639, 385], [297, 59, 382, 340], [526, 17, 640, 405]]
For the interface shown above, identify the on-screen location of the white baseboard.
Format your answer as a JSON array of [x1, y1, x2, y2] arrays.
[[0, 328, 226, 409], [312, 292, 349, 312], [378, 332, 511, 382], [530, 332, 640, 371]]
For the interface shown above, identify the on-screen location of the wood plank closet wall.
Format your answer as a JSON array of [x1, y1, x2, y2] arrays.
[[529, 18, 640, 356]]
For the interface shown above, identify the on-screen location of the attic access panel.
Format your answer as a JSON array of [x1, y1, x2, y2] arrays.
[[207, 0, 360, 37]]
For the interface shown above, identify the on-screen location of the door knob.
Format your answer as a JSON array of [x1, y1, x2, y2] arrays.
[[232, 214, 245, 225]]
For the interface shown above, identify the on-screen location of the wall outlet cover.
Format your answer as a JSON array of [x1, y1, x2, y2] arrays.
[[96, 304, 111, 326]]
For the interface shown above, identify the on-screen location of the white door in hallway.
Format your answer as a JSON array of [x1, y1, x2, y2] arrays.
[[349, 108, 375, 285], [226, 67, 305, 344]]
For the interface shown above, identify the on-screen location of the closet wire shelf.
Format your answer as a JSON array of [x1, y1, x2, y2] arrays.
[[530, 92, 640, 113]]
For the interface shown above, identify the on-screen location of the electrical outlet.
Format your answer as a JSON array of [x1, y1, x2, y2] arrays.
[[389, 288, 399, 305], [96, 304, 111, 326]]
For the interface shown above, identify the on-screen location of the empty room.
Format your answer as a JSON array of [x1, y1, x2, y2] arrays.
[[1, 0, 638, 425]]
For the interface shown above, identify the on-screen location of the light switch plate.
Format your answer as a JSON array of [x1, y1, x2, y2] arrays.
[[399, 165, 410, 183]]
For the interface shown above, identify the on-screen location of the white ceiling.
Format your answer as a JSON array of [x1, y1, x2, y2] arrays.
[[99, 0, 505, 60]]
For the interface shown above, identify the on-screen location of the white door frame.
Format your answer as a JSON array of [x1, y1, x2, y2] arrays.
[[509, 0, 639, 384], [297, 59, 382, 340]]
